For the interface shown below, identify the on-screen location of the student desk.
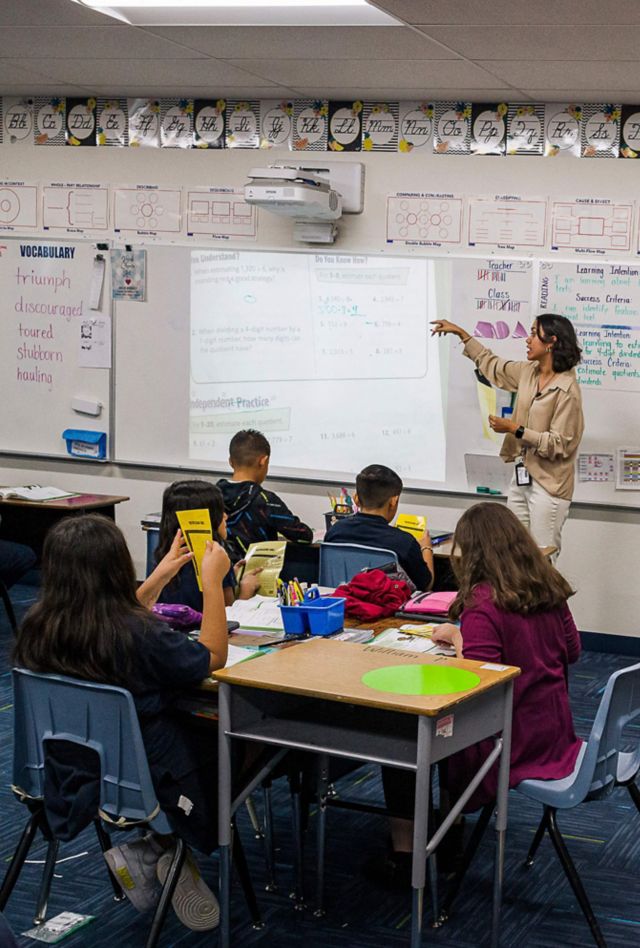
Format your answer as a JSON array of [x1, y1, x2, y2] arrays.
[[214, 638, 519, 948], [0, 493, 129, 557]]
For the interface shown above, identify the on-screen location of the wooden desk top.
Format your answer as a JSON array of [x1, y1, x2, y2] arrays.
[[0, 493, 129, 511], [214, 637, 519, 717]]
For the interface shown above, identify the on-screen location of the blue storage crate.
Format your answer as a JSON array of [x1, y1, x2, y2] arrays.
[[279, 594, 345, 637]]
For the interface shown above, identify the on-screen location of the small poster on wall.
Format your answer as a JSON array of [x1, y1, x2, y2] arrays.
[[34, 97, 66, 146], [292, 99, 328, 151], [544, 103, 582, 157], [470, 103, 507, 155], [507, 103, 544, 155], [328, 100, 363, 151], [398, 101, 433, 152], [581, 104, 620, 158], [65, 97, 97, 147], [128, 99, 160, 148], [433, 101, 471, 155], [3, 97, 34, 147], [111, 248, 146, 301], [226, 100, 260, 149], [259, 100, 293, 149], [361, 102, 398, 152], [96, 98, 128, 146], [193, 99, 226, 149], [160, 99, 194, 148], [619, 105, 640, 158]]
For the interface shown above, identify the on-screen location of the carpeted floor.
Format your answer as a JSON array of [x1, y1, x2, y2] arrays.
[[1, 581, 638, 947]]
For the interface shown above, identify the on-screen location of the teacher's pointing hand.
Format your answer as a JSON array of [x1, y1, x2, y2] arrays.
[[430, 319, 471, 342]]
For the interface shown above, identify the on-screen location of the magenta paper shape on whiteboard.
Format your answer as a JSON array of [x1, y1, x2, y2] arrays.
[[512, 321, 528, 338], [474, 321, 495, 338], [494, 321, 510, 339]]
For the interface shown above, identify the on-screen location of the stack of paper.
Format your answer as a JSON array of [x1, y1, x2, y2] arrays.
[[369, 626, 456, 656], [0, 485, 78, 502], [225, 595, 285, 632]]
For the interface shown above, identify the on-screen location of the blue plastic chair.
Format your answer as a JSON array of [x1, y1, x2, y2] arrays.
[[0, 579, 18, 634], [318, 542, 399, 587], [437, 661, 640, 944], [0, 668, 188, 947], [516, 661, 640, 947]]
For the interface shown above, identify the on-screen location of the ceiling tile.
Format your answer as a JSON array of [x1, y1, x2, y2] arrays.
[[0, 59, 53, 83], [227, 58, 500, 88], [527, 90, 640, 105], [31, 58, 266, 86], [377, 0, 640, 26], [479, 60, 640, 91], [144, 25, 459, 60], [422, 25, 640, 61], [0, 0, 119, 27], [0, 83, 92, 95], [288, 87, 525, 101], [88, 84, 297, 98], [0, 26, 209, 59]]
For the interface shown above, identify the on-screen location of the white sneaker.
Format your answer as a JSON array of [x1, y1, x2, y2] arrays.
[[156, 848, 220, 931], [104, 834, 164, 912]]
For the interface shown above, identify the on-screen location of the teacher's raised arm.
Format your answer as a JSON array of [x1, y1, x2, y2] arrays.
[[431, 315, 584, 559]]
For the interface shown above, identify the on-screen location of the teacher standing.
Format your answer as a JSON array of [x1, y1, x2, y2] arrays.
[[431, 314, 584, 557]]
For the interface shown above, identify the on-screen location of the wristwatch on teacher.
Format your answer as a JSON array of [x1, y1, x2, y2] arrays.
[[515, 425, 525, 439]]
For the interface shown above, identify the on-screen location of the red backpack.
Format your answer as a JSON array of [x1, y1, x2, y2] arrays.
[[333, 569, 412, 621]]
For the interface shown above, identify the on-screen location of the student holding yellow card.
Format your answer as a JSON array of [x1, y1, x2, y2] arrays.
[[155, 480, 262, 611]]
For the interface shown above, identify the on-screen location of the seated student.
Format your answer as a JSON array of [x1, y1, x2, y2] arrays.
[[156, 479, 261, 611], [377, 503, 582, 884], [324, 464, 433, 592], [0, 536, 37, 589], [14, 514, 229, 931], [217, 429, 313, 562]]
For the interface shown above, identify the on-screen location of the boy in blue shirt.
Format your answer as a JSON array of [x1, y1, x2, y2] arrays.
[[324, 464, 433, 591], [217, 429, 313, 562]]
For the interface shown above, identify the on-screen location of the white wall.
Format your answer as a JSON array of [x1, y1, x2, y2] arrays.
[[1, 136, 639, 638]]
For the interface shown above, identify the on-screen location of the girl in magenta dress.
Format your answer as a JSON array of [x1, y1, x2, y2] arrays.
[[432, 502, 582, 810], [377, 503, 582, 878]]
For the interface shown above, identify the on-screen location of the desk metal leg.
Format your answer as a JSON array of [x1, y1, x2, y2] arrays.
[[491, 681, 514, 948], [218, 684, 233, 948], [410, 717, 433, 948], [314, 753, 330, 918]]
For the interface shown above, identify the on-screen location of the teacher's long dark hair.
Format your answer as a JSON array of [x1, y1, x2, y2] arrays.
[[535, 313, 582, 372], [14, 514, 149, 688], [448, 503, 575, 620]]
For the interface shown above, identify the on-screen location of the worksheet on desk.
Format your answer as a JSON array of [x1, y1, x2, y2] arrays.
[[188, 250, 446, 484]]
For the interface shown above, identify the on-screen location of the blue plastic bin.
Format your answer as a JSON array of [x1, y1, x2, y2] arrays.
[[280, 595, 345, 637]]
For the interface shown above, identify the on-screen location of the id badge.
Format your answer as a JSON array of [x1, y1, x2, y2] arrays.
[[515, 460, 531, 487]]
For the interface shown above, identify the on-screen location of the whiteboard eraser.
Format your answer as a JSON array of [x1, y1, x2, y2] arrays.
[[71, 397, 102, 417]]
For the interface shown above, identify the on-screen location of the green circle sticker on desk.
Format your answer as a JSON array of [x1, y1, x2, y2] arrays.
[[362, 664, 480, 696]]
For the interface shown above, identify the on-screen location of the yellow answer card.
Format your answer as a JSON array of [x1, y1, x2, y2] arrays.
[[176, 508, 214, 592], [396, 513, 427, 540]]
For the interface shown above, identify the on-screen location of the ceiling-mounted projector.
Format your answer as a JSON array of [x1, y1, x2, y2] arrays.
[[244, 162, 364, 244], [245, 167, 342, 220]]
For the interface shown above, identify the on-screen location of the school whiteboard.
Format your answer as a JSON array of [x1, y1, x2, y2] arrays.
[[0, 237, 111, 458], [112, 244, 640, 508]]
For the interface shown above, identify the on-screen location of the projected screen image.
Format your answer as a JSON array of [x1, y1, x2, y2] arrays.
[[189, 250, 447, 484]]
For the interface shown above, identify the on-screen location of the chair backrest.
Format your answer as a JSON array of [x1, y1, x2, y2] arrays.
[[0, 579, 18, 635], [12, 668, 168, 829], [571, 661, 640, 804], [319, 542, 399, 587]]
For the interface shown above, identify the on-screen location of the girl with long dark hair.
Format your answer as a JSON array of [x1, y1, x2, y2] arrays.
[[377, 503, 582, 883], [14, 514, 230, 931], [156, 479, 261, 610]]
